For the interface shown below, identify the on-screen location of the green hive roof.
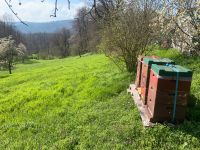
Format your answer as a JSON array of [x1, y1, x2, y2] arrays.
[[143, 58, 175, 65], [151, 64, 193, 77]]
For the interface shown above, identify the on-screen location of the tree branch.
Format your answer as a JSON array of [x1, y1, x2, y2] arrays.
[[4, 0, 28, 26], [175, 21, 191, 38], [50, 0, 58, 17], [50, 0, 71, 17]]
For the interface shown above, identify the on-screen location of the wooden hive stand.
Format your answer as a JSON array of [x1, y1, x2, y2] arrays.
[[127, 84, 155, 127]]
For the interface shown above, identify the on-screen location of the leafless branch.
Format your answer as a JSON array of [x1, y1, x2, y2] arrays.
[[68, 0, 70, 10], [5, 0, 71, 23], [50, 0, 58, 17], [4, 0, 28, 26], [50, 0, 71, 17]]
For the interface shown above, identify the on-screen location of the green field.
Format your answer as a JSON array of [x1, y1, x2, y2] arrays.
[[0, 50, 200, 149]]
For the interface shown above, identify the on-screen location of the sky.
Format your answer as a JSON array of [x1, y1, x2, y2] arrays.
[[0, 0, 86, 22]]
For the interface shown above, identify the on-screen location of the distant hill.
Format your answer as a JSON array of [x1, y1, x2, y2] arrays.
[[14, 20, 74, 33]]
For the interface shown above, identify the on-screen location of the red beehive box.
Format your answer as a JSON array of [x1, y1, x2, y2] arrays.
[[147, 64, 193, 122], [135, 56, 159, 88], [141, 58, 175, 105], [135, 56, 144, 88], [135, 55, 144, 88]]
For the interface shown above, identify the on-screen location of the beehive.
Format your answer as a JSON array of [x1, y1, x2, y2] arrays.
[[135, 56, 144, 88], [135, 56, 160, 88], [141, 58, 175, 104], [147, 64, 192, 122]]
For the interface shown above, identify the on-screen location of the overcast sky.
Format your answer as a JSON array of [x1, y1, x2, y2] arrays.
[[0, 0, 86, 22]]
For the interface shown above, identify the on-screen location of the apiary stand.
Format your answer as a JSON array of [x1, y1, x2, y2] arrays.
[[127, 84, 155, 127]]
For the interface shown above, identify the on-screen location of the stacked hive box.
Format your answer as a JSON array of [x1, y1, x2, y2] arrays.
[[135, 56, 160, 88], [135, 56, 144, 88], [147, 64, 192, 122], [135, 56, 143, 88], [140, 58, 175, 105]]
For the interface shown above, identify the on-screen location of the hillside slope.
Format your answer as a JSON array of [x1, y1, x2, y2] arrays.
[[0, 52, 200, 149], [14, 20, 73, 33]]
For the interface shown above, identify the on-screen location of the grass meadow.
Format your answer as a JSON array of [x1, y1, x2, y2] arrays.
[[0, 50, 200, 149]]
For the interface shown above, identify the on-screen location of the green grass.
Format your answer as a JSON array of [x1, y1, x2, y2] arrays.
[[0, 51, 200, 149]]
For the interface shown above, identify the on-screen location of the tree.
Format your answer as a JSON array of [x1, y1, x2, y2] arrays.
[[159, 0, 200, 54], [0, 19, 23, 45], [53, 28, 71, 58], [72, 7, 101, 56], [74, 8, 90, 57], [17, 43, 27, 63], [99, 0, 160, 72], [0, 36, 18, 74]]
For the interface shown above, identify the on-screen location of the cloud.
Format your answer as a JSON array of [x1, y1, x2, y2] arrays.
[[0, 0, 85, 22]]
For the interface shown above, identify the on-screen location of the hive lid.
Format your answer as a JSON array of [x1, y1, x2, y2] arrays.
[[151, 64, 193, 77], [138, 55, 159, 61], [143, 58, 175, 65]]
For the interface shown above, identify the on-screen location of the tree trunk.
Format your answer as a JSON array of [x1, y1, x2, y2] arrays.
[[22, 58, 25, 63], [8, 62, 12, 74], [126, 63, 134, 72], [78, 50, 82, 57], [125, 57, 137, 73]]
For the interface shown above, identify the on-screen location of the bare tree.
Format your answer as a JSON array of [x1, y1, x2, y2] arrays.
[[53, 28, 71, 58], [0, 18, 23, 45], [99, 0, 160, 72], [73, 8, 90, 57]]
